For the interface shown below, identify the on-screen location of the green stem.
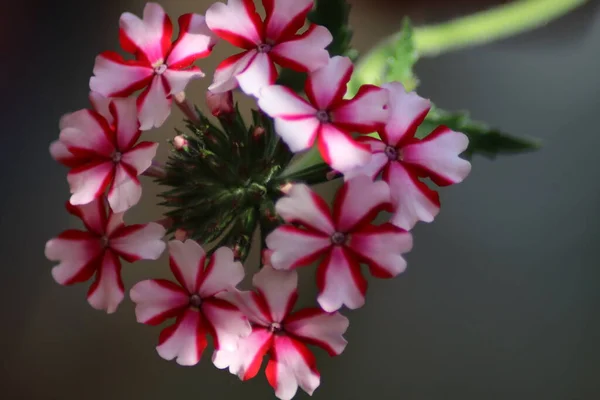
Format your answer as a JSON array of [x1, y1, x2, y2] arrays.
[[413, 0, 587, 56]]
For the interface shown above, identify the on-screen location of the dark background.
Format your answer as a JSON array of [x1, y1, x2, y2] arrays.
[[2, 0, 599, 399]]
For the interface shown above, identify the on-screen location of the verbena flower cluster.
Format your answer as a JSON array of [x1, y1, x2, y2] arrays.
[[46, 1, 471, 399]]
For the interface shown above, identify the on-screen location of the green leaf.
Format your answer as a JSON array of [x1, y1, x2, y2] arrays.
[[348, 18, 419, 96], [419, 107, 541, 159], [308, 0, 357, 59]]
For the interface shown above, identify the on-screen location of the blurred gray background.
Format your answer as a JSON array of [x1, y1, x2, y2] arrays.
[[1, 0, 599, 399]]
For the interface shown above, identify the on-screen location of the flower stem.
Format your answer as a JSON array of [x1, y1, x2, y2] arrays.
[[143, 161, 167, 179], [174, 92, 201, 124]]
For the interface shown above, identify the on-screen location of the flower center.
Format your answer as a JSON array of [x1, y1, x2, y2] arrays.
[[257, 43, 272, 53], [112, 151, 122, 163], [331, 231, 346, 245], [189, 294, 202, 308], [269, 322, 283, 333], [100, 236, 109, 248], [316, 110, 331, 123], [384, 145, 399, 161], [154, 64, 168, 75]]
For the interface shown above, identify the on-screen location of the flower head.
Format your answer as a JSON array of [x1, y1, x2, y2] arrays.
[[56, 97, 158, 212], [266, 175, 413, 311], [130, 240, 251, 366], [44, 198, 166, 313], [345, 82, 472, 230], [205, 0, 332, 96], [258, 56, 389, 172], [90, 3, 217, 130], [214, 265, 348, 400]]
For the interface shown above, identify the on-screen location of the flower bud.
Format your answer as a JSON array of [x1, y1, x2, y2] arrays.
[[173, 135, 188, 150], [206, 90, 234, 117]]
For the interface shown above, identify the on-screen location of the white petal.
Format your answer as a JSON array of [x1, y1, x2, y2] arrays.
[[167, 13, 217, 68], [87, 250, 125, 314], [66, 198, 108, 236], [209, 51, 255, 93], [46, 232, 103, 285], [237, 52, 277, 97], [272, 118, 320, 152], [213, 328, 272, 380], [121, 142, 159, 175], [109, 222, 166, 262], [109, 97, 140, 150], [137, 75, 172, 131], [317, 124, 372, 173], [275, 184, 334, 234], [163, 67, 204, 95], [89, 51, 153, 97], [198, 247, 245, 298], [285, 309, 349, 356], [205, 0, 262, 48], [252, 266, 298, 323], [119, 2, 172, 64], [202, 299, 251, 351], [333, 175, 390, 232], [266, 226, 330, 270], [59, 109, 114, 157], [263, 0, 313, 42], [258, 84, 316, 118], [168, 240, 206, 294], [271, 25, 332, 72], [316, 247, 366, 312], [382, 81, 431, 146], [107, 164, 142, 213], [130, 279, 189, 324], [67, 161, 113, 206], [156, 308, 208, 366], [306, 56, 353, 110], [331, 85, 389, 133], [89, 92, 113, 124]]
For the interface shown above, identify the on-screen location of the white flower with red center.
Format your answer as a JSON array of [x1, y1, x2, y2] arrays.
[[130, 240, 251, 366], [90, 3, 217, 130], [58, 97, 158, 213], [258, 56, 389, 172], [44, 198, 166, 313], [345, 82, 472, 230], [213, 265, 348, 400], [266, 175, 413, 312], [205, 0, 332, 97]]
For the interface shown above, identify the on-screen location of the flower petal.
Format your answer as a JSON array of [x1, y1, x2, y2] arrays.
[[89, 51, 153, 98], [89, 92, 113, 124], [316, 124, 372, 173], [168, 240, 206, 294], [156, 308, 208, 366], [252, 266, 298, 323], [271, 25, 332, 73], [50, 140, 85, 168], [130, 279, 189, 325], [163, 67, 204, 95], [205, 0, 262, 49], [402, 126, 472, 186], [67, 161, 114, 206], [316, 246, 366, 312], [209, 51, 255, 93], [121, 141, 159, 175], [59, 109, 114, 158], [266, 336, 320, 400], [137, 75, 171, 131], [65, 198, 107, 235], [109, 97, 141, 150], [203, 298, 251, 351], [119, 2, 173, 64], [348, 223, 412, 278], [198, 247, 244, 298], [285, 308, 349, 356], [305, 56, 352, 110], [266, 226, 330, 270], [236, 52, 277, 97], [274, 184, 334, 234], [272, 117, 320, 152], [331, 85, 389, 133], [343, 143, 389, 181], [107, 163, 141, 213], [332, 175, 390, 232], [258, 85, 316, 118], [381, 82, 431, 146], [167, 13, 217, 69], [45, 230, 103, 285], [86, 250, 124, 314], [384, 162, 440, 230], [220, 290, 271, 327], [109, 222, 166, 262], [263, 0, 313, 42], [213, 327, 272, 380]]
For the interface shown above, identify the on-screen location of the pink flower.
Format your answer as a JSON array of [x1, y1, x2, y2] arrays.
[[130, 240, 251, 366], [345, 82, 472, 230], [266, 175, 413, 312], [213, 266, 348, 400], [58, 97, 158, 213], [205, 90, 234, 116], [258, 56, 389, 172], [90, 3, 217, 130], [205, 0, 332, 97], [44, 198, 166, 313]]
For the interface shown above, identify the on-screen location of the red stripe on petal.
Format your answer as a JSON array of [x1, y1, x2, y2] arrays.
[[94, 51, 154, 97], [243, 329, 273, 380], [144, 280, 189, 325]]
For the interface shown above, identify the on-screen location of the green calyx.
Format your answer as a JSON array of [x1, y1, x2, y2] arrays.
[[157, 105, 331, 262]]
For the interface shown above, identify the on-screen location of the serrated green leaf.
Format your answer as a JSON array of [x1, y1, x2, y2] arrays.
[[419, 107, 541, 159]]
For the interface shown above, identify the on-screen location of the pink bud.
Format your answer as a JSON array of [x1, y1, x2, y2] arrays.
[[261, 249, 274, 266], [173, 135, 188, 150], [279, 182, 293, 195], [206, 90, 234, 117], [174, 229, 189, 241]]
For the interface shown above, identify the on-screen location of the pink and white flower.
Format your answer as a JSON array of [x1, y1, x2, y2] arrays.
[[90, 3, 217, 130], [44, 198, 166, 313], [214, 266, 348, 400], [130, 240, 251, 366], [266, 175, 413, 312], [258, 56, 389, 172], [345, 82, 472, 230], [58, 97, 158, 213], [205, 0, 332, 97]]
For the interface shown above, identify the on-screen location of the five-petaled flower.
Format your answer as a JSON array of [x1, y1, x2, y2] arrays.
[[258, 56, 389, 172], [214, 265, 348, 400], [90, 3, 217, 130], [266, 175, 413, 312], [345, 82, 472, 230], [45, 198, 166, 313], [205, 0, 332, 97], [130, 240, 252, 366], [56, 97, 158, 213]]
